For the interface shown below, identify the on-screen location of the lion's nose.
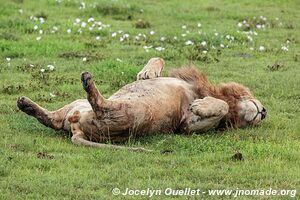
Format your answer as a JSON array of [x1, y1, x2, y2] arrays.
[[261, 107, 267, 120]]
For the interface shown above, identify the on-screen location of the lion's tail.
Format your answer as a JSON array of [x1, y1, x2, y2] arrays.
[[169, 67, 214, 97]]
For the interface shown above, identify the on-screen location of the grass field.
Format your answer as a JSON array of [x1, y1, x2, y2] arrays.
[[0, 0, 299, 199]]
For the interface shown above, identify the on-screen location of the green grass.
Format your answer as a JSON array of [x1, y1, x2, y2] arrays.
[[0, 0, 299, 199]]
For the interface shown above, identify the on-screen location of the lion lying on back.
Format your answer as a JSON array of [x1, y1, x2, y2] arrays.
[[17, 58, 267, 151]]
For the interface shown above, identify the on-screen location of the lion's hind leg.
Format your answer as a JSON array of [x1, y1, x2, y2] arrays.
[[68, 111, 152, 152], [186, 97, 229, 133], [17, 96, 66, 130], [137, 57, 165, 80]]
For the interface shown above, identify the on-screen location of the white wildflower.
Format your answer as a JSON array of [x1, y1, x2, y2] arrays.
[[112, 32, 117, 37], [88, 17, 95, 23], [259, 46, 265, 51], [201, 41, 207, 46], [143, 45, 152, 49], [30, 64, 34, 67], [40, 68, 45, 73], [220, 44, 224, 48], [96, 36, 100, 40], [39, 17, 45, 24], [150, 31, 155, 35], [75, 18, 81, 24], [256, 24, 262, 29], [116, 58, 122, 62], [155, 47, 165, 51], [250, 47, 254, 51], [237, 22, 243, 27], [160, 37, 166, 41], [173, 36, 177, 40], [181, 33, 186, 37], [197, 23, 202, 27], [67, 29, 71, 33], [202, 50, 207, 54], [81, 22, 87, 28], [47, 65, 55, 71], [247, 35, 253, 41], [214, 32, 219, 36], [6, 57, 11, 62], [34, 25, 38, 30], [185, 40, 194, 45], [82, 57, 87, 62], [36, 36, 41, 41], [182, 25, 187, 29], [281, 46, 288, 52], [79, 2, 86, 10], [39, 30, 43, 34], [49, 93, 56, 98], [19, 9, 23, 14]]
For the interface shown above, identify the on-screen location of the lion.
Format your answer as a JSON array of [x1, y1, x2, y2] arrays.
[[17, 58, 267, 151]]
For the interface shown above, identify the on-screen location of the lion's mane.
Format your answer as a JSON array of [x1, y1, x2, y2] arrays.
[[170, 67, 253, 128]]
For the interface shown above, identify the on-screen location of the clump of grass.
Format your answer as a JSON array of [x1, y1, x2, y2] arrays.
[[285, 22, 295, 29], [205, 6, 220, 12], [35, 12, 48, 19], [135, 19, 151, 29], [0, 32, 19, 41], [96, 1, 139, 20], [293, 53, 300, 62], [2, 84, 25, 95], [267, 62, 286, 71]]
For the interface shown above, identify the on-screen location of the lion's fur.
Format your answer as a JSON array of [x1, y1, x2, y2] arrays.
[[17, 59, 266, 151], [170, 67, 253, 128]]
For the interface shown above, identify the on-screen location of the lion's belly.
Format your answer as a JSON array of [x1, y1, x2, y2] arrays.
[[109, 78, 196, 135]]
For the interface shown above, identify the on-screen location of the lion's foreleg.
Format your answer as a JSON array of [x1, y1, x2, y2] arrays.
[[137, 57, 165, 80]]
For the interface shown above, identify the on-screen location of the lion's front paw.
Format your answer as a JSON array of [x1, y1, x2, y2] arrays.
[[190, 97, 229, 118], [137, 57, 165, 80]]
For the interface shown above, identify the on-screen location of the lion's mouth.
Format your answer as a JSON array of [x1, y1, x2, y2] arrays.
[[250, 100, 267, 121]]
